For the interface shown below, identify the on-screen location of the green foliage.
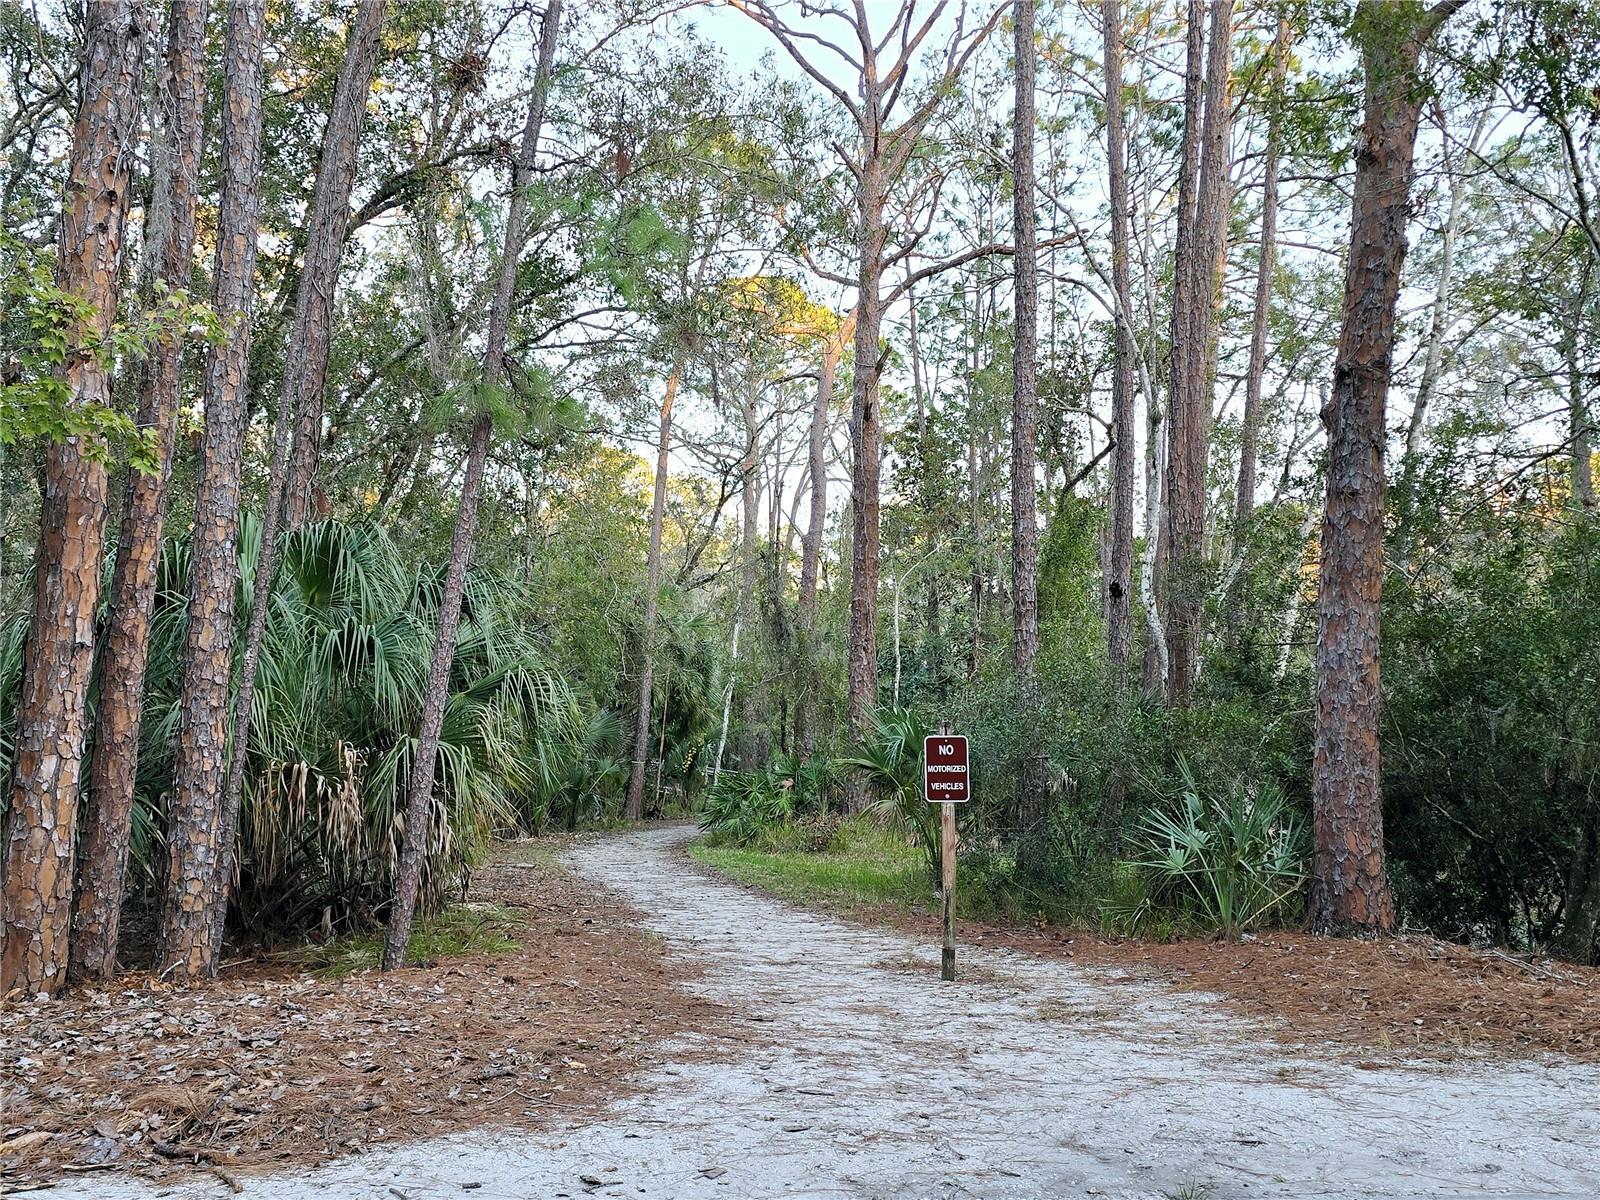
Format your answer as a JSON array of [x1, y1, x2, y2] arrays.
[[838, 707, 939, 881], [0, 518, 602, 941], [698, 766, 795, 846], [1384, 464, 1600, 957], [1116, 761, 1307, 939], [0, 236, 217, 470]]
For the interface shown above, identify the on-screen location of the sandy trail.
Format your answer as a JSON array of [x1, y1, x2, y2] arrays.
[[41, 826, 1600, 1200]]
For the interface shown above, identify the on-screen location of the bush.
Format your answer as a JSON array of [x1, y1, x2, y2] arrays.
[[1114, 760, 1307, 938], [0, 517, 593, 945], [698, 767, 794, 845], [838, 707, 939, 882]]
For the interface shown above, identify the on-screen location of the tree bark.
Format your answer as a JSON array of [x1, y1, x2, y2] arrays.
[[383, 0, 560, 970], [1311, 0, 1462, 932], [158, 0, 269, 982], [1232, 9, 1288, 545], [282, 0, 389, 528], [1011, 0, 1044, 839], [1104, 0, 1135, 673], [1564, 266, 1596, 511], [795, 313, 851, 758], [2, 0, 146, 999], [220, 4, 388, 944], [1163, 0, 1232, 707], [1147, 0, 1206, 699], [846, 151, 886, 773], [71, 0, 209, 984], [1394, 108, 1485, 556], [735, 365, 761, 768], [625, 362, 680, 821]]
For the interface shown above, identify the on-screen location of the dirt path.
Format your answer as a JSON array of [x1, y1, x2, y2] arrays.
[[38, 827, 1600, 1199]]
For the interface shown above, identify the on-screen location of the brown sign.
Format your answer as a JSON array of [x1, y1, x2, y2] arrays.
[[923, 734, 970, 804]]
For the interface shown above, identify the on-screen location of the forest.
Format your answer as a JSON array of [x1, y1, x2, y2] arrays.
[[2, 0, 1599, 1012]]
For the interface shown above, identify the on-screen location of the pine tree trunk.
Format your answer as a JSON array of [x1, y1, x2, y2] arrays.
[[1, 0, 146, 999], [71, 0, 209, 984], [1010, 0, 1044, 838], [282, 0, 390, 528], [1164, 0, 1232, 707], [222, 3, 388, 925], [383, 0, 560, 969], [625, 363, 679, 821], [158, 0, 269, 982], [1232, 10, 1287, 547], [1104, 0, 1136, 674], [1149, 0, 1205, 701], [1311, 0, 1462, 932]]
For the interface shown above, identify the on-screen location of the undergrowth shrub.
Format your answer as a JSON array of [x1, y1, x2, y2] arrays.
[[1109, 760, 1307, 938], [698, 767, 794, 845]]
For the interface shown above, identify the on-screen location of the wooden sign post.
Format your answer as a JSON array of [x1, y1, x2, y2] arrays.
[[923, 722, 969, 981]]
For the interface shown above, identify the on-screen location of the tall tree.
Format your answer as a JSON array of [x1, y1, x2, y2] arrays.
[[1103, 0, 1136, 673], [1311, 0, 1464, 931], [281, 0, 391, 528], [1232, 8, 1289, 547], [795, 310, 853, 757], [625, 359, 682, 821], [736, 0, 1006, 777], [71, 0, 210, 983], [1163, 0, 1233, 706], [383, 0, 561, 970], [1, 0, 146, 998], [221, 0, 389, 937], [1011, 0, 1043, 837], [158, 0, 269, 981]]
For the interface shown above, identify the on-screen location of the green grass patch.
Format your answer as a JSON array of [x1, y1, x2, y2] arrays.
[[692, 822, 930, 912], [289, 902, 524, 977], [693, 816, 1108, 928]]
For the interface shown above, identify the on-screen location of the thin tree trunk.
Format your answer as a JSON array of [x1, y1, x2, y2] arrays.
[[625, 362, 680, 821], [797, 320, 851, 629], [1564, 267, 1596, 511], [1273, 494, 1320, 683], [713, 619, 741, 786], [1231, 9, 1288, 546], [220, 0, 388, 961], [651, 665, 671, 815], [1394, 108, 1486, 555], [159, 0, 269, 981], [1164, 0, 1232, 707], [735, 367, 760, 768], [1147, 0, 1206, 698], [794, 312, 849, 760], [282, 0, 389, 528], [1, 0, 146, 998], [383, 0, 560, 970], [71, 0, 209, 984], [846, 150, 887, 782], [1011, 0, 1044, 839], [1141, 401, 1171, 692], [968, 282, 984, 678], [1570, 348, 1596, 511], [1311, 0, 1462, 932], [1104, 0, 1136, 673]]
